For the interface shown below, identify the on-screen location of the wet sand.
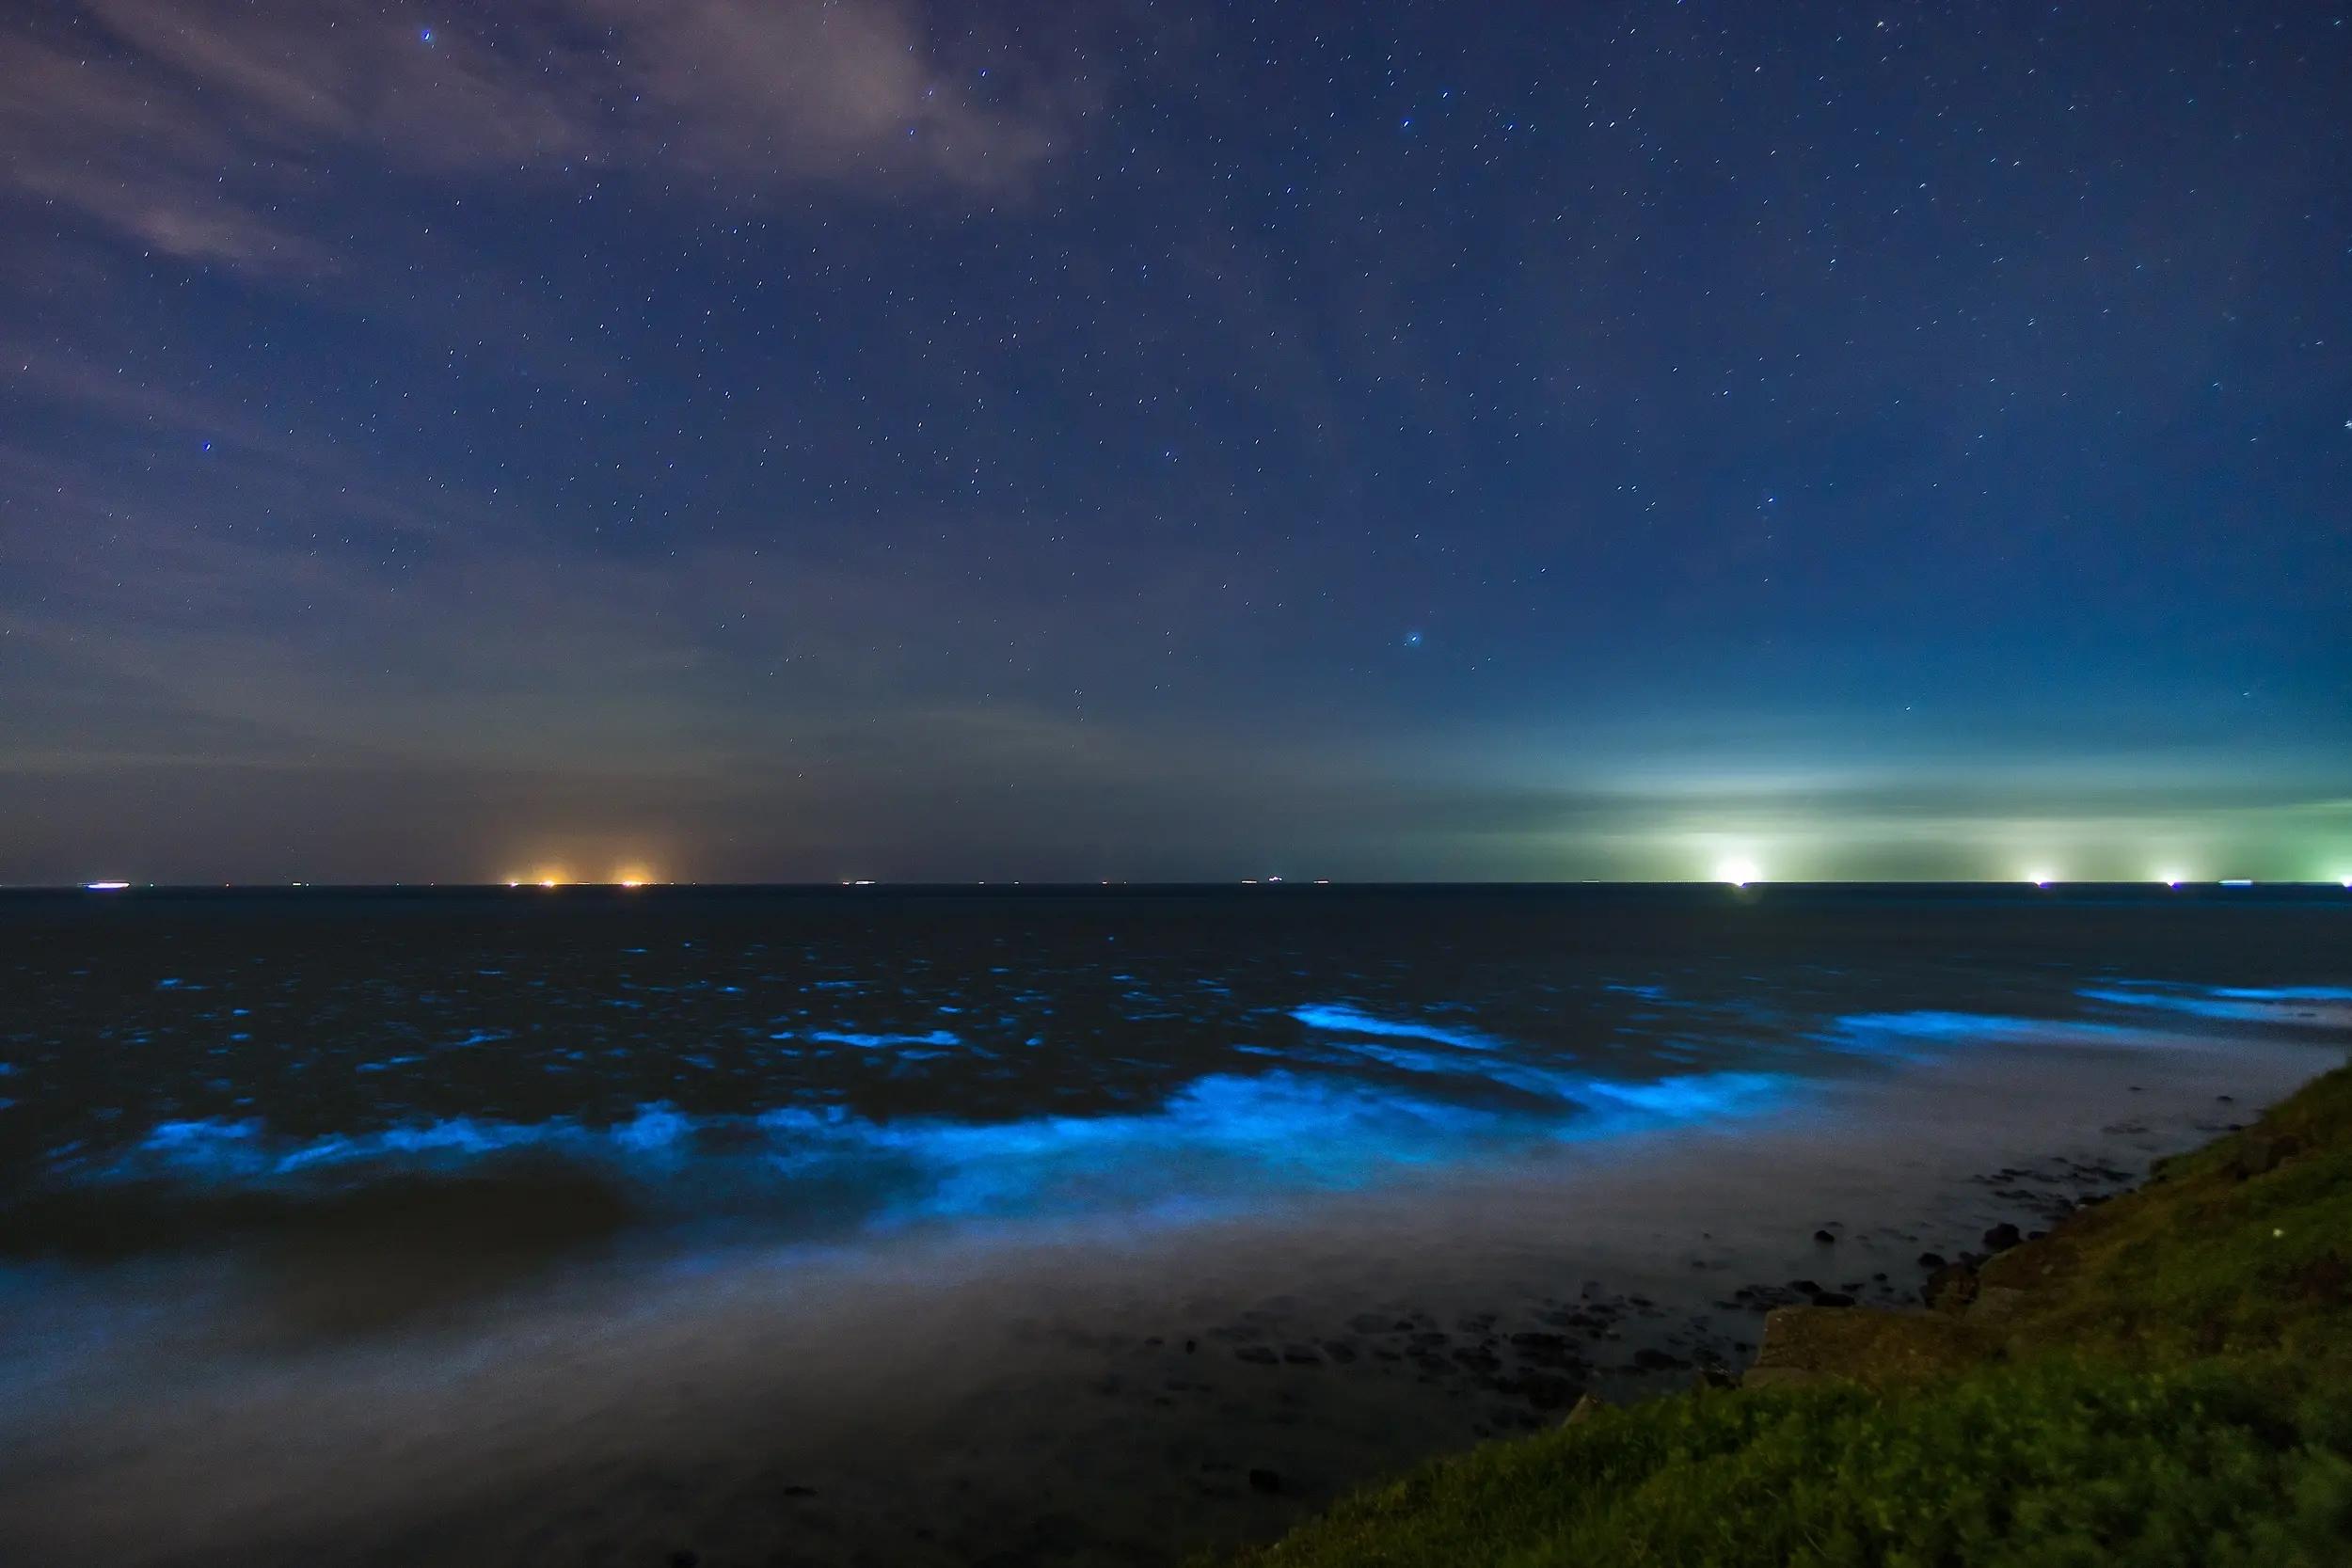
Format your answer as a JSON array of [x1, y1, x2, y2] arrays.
[[1, 1016, 2340, 1568]]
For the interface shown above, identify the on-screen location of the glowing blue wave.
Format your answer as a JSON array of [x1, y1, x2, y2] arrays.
[[96, 1063, 1800, 1235], [2080, 982, 2352, 1022], [66, 987, 2334, 1242], [1289, 1003, 1506, 1052]]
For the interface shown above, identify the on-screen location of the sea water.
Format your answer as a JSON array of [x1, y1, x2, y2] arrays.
[[0, 885, 2344, 1565]]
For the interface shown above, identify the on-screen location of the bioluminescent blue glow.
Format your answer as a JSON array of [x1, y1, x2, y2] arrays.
[[53, 979, 2346, 1242], [98, 1062, 1802, 1235], [1817, 1010, 2132, 1058], [1289, 1004, 1504, 1052], [2078, 982, 2352, 1024], [802, 1030, 964, 1050]]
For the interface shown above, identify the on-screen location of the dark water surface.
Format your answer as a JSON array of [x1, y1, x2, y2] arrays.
[[1, 885, 2346, 1565]]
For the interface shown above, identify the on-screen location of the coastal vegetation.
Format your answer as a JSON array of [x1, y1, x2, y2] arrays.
[[1209, 1062, 2352, 1566]]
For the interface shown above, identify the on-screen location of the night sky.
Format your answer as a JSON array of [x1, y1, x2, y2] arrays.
[[2, 1, 2346, 886]]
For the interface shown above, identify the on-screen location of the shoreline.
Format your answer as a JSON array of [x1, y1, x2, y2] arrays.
[[1, 1014, 2339, 1565], [1209, 1045, 2352, 1566]]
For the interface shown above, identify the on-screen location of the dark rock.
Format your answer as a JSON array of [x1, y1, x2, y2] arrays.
[[1508, 1331, 1577, 1368], [1279, 1344, 1323, 1365], [1981, 1223, 2024, 1252], [1813, 1229, 1838, 1244], [1509, 1371, 1580, 1409], [1809, 1291, 1856, 1307], [1916, 1252, 1947, 1269], [1631, 1347, 1687, 1371], [1924, 1261, 1979, 1312], [1234, 1345, 1279, 1365], [1248, 1468, 1283, 1495], [1788, 1279, 1825, 1296]]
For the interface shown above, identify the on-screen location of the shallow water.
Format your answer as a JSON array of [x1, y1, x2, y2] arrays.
[[0, 886, 2345, 1564]]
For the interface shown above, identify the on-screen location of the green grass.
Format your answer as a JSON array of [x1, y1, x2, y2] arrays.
[[1205, 1062, 2352, 1568]]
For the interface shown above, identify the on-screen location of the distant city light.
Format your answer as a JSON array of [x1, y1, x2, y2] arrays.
[[85, 880, 129, 892], [1714, 856, 1760, 888]]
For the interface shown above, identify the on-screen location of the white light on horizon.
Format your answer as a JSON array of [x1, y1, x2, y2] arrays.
[[85, 880, 130, 892], [2025, 869, 2057, 887], [1714, 856, 1760, 888], [2155, 870, 2186, 888]]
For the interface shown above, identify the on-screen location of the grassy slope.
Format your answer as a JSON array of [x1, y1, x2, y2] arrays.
[[1208, 1062, 2352, 1568]]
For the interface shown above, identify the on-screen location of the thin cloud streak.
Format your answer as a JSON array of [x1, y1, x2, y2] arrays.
[[4, 0, 1097, 272]]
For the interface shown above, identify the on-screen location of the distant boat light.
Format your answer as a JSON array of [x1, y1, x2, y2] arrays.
[[85, 881, 130, 892], [2220, 879, 2253, 888]]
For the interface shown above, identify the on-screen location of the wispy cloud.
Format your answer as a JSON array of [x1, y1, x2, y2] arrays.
[[2, 1, 1096, 272]]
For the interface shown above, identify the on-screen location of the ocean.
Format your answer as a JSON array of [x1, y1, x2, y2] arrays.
[[1, 885, 2345, 1565]]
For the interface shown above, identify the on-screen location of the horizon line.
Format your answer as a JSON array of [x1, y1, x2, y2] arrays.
[[10, 878, 2352, 893]]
